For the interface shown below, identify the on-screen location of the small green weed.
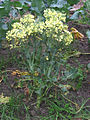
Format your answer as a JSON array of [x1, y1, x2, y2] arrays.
[[0, 95, 26, 120], [40, 97, 90, 120]]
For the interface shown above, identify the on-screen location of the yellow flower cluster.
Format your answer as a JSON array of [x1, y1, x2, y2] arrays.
[[44, 9, 73, 45], [6, 14, 35, 48], [6, 9, 73, 48]]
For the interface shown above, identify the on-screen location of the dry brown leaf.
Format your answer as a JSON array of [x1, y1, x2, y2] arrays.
[[11, 70, 21, 76], [11, 70, 30, 77], [70, 0, 86, 12], [24, 87, 30, 96], [71, 27, 84, 39], [24, 85, 30, 101]]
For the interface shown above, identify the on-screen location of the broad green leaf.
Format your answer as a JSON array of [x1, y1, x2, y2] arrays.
[[70, 10, 84, 20], [86, 30, 90, 44], [15, 7, 23, 10], [86, 0, 90, 11], [0, 6, 4, 8], [24, 1, 31, 6], [31, 0, 45, 14], [11, 1, 22, 7], [2, 24, 8, 30], [19, 0, 27, 5], [50, 0, 67, 8], [46, 0, 56, 6], [9, 8, 18, 18], [86, 30, 90, 40], [67, 0, 79, 6], [87, 63, 90, 71]]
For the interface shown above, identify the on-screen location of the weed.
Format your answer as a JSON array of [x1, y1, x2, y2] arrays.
[[0, 95, 24, 120], [40, 97, 90, 120]]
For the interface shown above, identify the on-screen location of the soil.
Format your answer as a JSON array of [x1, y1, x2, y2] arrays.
[[0, 22, 90, 120]]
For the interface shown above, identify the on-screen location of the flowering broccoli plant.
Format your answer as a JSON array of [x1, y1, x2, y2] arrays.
[[6, 9, 73, 107], [6, 9, 73, 48]]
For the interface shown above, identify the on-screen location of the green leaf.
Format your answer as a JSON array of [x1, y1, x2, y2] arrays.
[[11, 1, 22, 7], [86, 30, 90, 44], [35, 88, 42, 95], [19, 0, 27, 5], [61, 86, 68, 92], [86, 30, 90, 40], [0, 6, 4, 8], [70, 10, 84, 20], [15, 7, 23, 10], [50, 0, 67, 8], [24, 1, 31, 6], [2, 24, 8, 30], [46, 0, 55, 6], [86, 0, 90, 11], [67, 0, 79, 6], [31, 0, 45, 14], [87, 63, 90, 71], [59, 84, 71, 92], [62, 68, 77, 81], [9, 8, 18, 18]]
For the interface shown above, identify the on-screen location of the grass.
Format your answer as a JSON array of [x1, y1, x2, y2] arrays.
[[0, 96, 90, 120], [0, 96, 23, 120], [40, 97, 90, 120], [0, 49, 90, 120]]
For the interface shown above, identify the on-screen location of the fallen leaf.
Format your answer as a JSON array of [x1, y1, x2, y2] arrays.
[[24, 87, 30, 96], [11, 70, 21, 76], [71, 27, 84, 39], [70, 0, 85, 12], [24, 86, 30, 101], [0, 93, 10, 104], [11, 70, 30, 77], [11, 71, 17, 76]]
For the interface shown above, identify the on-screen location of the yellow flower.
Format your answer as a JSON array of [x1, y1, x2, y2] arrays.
[[45, 56, 49, 61], [6, 8, 73, 48], [34, 71, 39, 77]]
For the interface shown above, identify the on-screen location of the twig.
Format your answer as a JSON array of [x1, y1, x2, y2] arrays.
[[75, 98, 90, 114], [68, 52, 90, 58], [1, 70, 12, 74], [61, 94, 79, 110]]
